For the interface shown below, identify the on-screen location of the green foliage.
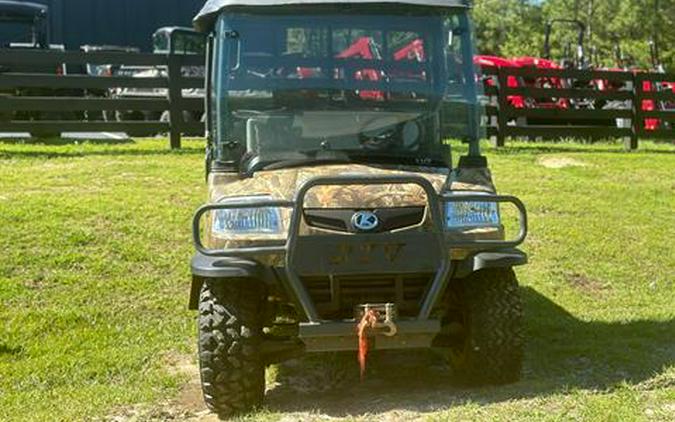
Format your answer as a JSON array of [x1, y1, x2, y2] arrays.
[[472, 0, 674, 72], [472, 0, 544, 58]]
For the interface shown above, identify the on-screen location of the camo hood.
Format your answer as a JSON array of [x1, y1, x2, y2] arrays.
[[210, 164, 453, 208], [204, 163, 499, 260]]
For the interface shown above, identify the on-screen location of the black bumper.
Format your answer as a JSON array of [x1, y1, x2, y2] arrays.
[[191, 252, 266, 279], [189, 253, 272, 309], [454, 248, 528, 279]]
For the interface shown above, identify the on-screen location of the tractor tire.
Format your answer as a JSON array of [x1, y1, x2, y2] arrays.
[[444, 268, 524, 386], [198, 280, 265, 418]]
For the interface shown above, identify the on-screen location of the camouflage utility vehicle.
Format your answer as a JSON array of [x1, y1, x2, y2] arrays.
[[190, 0, 528, 416]]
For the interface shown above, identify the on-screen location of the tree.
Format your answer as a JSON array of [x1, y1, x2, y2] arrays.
[[471, 0, 674, 72], [471, 0, 544, 58]]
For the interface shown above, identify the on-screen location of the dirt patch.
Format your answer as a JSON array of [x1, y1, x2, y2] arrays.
[[162, 353, 198, 378], [106, 347, 674, 421], [538, 156, 587, 169], [269, 353, 359, 394], [108, 350, 460, 421], [564, 272, 608, 295], [22, 274, 56, 290], [104, 354, 212, 422], [161, 353, 209, 416]]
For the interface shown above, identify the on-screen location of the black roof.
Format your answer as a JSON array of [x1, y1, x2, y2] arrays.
[[0, 1, 48, 20], [194, 0, 470, 32]]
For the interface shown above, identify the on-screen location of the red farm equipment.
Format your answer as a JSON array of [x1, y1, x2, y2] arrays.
[[296, 36, 428, 102]]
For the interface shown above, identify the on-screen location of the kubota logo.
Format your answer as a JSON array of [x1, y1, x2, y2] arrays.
[[351, 211, 379, 232]]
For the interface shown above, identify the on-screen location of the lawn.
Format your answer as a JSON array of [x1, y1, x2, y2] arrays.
[[0, 137, 673, 421]]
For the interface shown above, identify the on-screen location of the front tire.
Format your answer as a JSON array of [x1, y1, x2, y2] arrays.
[[442, 268, 524, 385], [198, 280, 265, 418]]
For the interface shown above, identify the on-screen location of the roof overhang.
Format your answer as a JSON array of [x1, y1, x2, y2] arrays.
[[0, 0, 48, 21], [194, 0, 470, 32]]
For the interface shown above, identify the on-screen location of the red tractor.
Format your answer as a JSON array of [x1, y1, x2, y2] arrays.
[[473, 19, 584, 122], [473, 55, 525, 109], [334, 36, 386, 101], [509, 56, 568, 110], [475, 18, 673, 133], [599, 40, 674, 131], [297, 36, 428, 102], [646, 40, 674, 130]]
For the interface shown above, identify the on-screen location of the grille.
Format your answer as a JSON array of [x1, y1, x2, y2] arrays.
[[304, 207, 426, 233], [302, 274, 433, 319]]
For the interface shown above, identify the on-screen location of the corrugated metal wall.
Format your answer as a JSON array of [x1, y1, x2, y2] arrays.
[[12, 0, 205, 51]]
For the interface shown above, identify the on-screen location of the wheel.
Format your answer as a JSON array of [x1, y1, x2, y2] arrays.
[[439, 268, 524, 385], [198, 280, 265, 418]]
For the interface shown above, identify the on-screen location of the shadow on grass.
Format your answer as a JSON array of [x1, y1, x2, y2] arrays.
[[0, 343, 23, 356], [264, 287, 674, 416]]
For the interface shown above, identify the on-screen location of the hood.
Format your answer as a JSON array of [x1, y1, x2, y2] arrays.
[[210, 164, 451, 208]]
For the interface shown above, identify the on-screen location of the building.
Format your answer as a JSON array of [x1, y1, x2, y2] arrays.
[[13, 0, 205, 51]]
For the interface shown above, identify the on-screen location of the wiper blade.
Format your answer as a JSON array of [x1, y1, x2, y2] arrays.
[[260, 157, 353, 171], [342, 150, 448, 168]]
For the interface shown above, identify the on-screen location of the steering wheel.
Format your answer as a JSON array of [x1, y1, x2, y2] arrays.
[[359, 119, 424, 151], [399, 120, 423, 151], [359, 126, 397, 150]]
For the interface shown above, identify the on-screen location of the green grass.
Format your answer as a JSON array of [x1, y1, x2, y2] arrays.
[[0, 137, 673, 421]]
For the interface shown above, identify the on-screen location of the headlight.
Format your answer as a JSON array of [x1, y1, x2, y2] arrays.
[[445, 193, 500, 229], [212, 196, 282, 235]]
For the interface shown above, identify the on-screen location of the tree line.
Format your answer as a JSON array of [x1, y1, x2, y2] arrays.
[[472, 0, 674, 72]]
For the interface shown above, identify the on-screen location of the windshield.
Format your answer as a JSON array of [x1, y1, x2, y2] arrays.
[[0, 18, 45, 48], [153, 30, 206, 55], [211, 9, 479, 172]]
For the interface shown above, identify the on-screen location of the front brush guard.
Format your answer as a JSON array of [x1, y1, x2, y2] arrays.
[[192, 175, 527, 329]]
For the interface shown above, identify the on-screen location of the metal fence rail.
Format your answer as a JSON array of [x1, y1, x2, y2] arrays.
[[0, 49, 205, 149], [482, 67, 675, 149]]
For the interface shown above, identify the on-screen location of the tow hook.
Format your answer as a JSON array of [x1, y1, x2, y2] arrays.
[[356, 303, 399, 336], [381, 303, 398, 336], [356, 303, 398, 379]]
